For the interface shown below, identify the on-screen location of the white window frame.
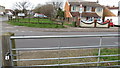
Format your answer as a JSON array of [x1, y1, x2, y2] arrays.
[[86, 7, 92, 12], [96, 8, 102, 12], [71, 6, 76, 12]]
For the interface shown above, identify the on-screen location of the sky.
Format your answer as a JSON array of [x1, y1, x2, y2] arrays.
[[0, 0, 119, 9]]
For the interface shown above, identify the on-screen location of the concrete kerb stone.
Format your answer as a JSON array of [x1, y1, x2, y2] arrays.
[[41, 27, 118, 32]]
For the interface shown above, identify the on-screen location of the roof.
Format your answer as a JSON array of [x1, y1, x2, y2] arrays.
[[69, 2, 103, 8], [0, 5, 5, 8], [107, 7, 119, 9], [5, 9, 13, 12], [103, 6, 116, 17], [71, 12, 100, 17]]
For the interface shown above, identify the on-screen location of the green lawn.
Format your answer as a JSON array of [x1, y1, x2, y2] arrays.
[[14, 18, 55, 23], [94, 48, 118, 60], [94, 48, 119, 66], [99, 48, 118, 61], [8, 18, 65, 28]]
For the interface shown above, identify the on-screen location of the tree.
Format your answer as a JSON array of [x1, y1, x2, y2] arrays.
[[33, 4, 42, 13], [13, 1, 33, 17], [13, 9, 21, 16], [34, 4, 54, 17], [56, 8, 64, 19], [49, 0, 64, 18]]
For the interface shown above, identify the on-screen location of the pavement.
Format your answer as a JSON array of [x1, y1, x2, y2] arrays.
[[1, 21, 119, 33]]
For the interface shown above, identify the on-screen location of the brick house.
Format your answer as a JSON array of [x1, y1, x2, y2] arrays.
[[64, 0, 104, 23]]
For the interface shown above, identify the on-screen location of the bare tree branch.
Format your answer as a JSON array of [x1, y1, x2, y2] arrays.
[[14, 1, 32, 11]]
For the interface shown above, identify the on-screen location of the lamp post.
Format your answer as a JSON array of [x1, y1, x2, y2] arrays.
[[79, 4, 83, 27]]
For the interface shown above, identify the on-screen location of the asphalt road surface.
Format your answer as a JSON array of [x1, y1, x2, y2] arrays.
[[1, 21, 119, 48]]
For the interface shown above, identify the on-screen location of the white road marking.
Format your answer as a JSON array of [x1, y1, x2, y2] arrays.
[[15, 30, 19, 31], [5, 27, 13, 28], [114, 42, 119, 45], [30, 31, 33, 32], [14, 26, 19, 27], [21, 31, 25, 32]]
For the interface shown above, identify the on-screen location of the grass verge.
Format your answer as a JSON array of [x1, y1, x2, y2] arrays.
[[15, 48, 119, 66], [94, 48, 119, 66], [8, 21, 64, 28], [14, 18, 55, 23]]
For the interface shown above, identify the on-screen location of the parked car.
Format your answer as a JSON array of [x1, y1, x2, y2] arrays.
[[103, 19, 114, 27], [34, 13, 47, 18], [109, 22, 114, 27], [103, 19, 110, 24], [82, 18, 94, 23], [97, 18, 102, 23], [0, 12, 4, 16]]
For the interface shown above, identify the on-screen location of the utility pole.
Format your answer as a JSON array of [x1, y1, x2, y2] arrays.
[[0, 36, 2, 68], [97, 0, 99, 3], [79, 4, 83, 27]]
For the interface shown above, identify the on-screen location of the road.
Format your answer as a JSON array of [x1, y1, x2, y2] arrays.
[[1, 21, 119, 48]]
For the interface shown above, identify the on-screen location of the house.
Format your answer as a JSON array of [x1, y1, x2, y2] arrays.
[[0, 5, 5, 15], [104, 6, 119, 26], [64, 0, 104, 23], [5, 9, 14, 16], [27, 10, 34, 15], [0, 5, 8, 21], [106, 6, 118, 16]]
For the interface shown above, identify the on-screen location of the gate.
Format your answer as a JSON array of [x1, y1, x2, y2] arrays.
[[1, 33, 120, 68]]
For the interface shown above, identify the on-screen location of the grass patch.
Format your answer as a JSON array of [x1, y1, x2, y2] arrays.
[[64, 22, 76, 27], [100, 48, 118, 61], [64, 23, 72, 27], [14, 18, 55, 23], [8, 22, 64, 28], [8, 18, 65, 28], [94, 48, 119, 66]]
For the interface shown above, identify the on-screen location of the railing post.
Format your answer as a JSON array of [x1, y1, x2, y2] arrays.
[[97, 37, 102, 66], [0, 35, 2, 68], [1, 32, 16, 68], [58, 38, 61, 66], [10, 33, 17, 66]]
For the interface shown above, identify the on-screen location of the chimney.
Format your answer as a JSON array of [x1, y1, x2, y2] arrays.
[[97, 0, 99, 3]]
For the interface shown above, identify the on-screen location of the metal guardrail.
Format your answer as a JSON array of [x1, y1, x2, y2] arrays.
[[13, 54, 120, 61], [12, 45, 118, 50], [10, 34, 120, 39], [10, 34, 120, 67]]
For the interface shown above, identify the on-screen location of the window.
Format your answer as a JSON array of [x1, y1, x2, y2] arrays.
[[86, 17, 94, 21], [71, 6, 76, 11], [86, 7, 92, 12], [97, 8, 102, 12]]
